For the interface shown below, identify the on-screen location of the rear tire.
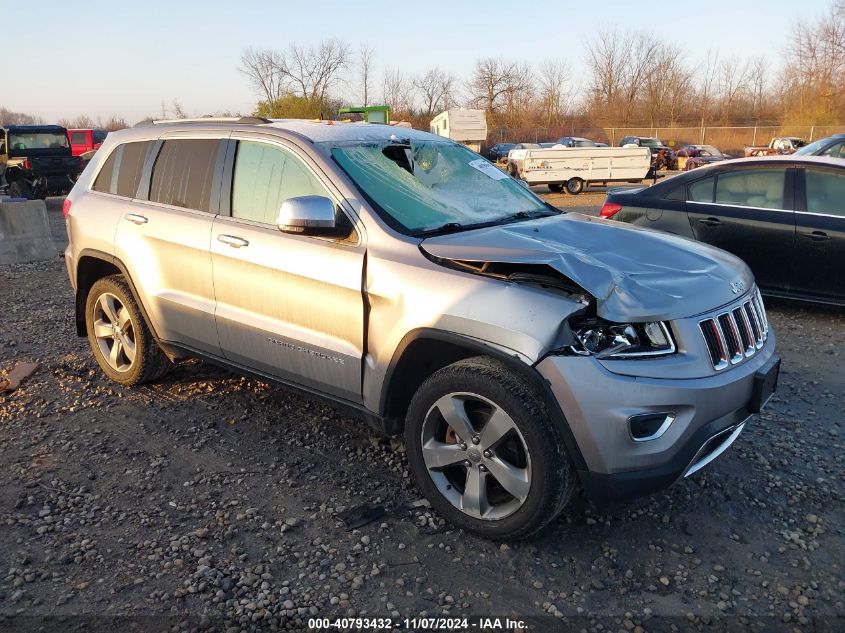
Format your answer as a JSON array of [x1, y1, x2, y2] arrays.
[[548, 183, 563, 193], [565, 178, 584, 195], [85, 275, 170, 386], [405, 356, 575, 540]]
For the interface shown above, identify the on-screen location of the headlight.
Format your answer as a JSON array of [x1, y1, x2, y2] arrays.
[[566, 318, 675, 358]]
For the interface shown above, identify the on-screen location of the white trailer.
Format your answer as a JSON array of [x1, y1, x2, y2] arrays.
[[429, 109, 487, 152], [508, 146, 653, 194]]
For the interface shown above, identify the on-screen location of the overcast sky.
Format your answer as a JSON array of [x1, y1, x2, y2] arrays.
[[4, 0, 831, 124]]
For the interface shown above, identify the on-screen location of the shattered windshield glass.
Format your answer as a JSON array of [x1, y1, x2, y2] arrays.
[[329, 140, 555, 235]]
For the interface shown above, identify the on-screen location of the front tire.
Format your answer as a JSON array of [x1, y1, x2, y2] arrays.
[[85, 275, 170, 386], [405, 356, 575, 540]]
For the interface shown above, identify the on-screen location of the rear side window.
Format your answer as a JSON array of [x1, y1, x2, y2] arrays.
[[715, 169, 785, 209], [115, 140, 155, 198], [150, 139, 221, 212], [232, 141, 331, 225], [70, 131, 87, 145], [688, 176, 715, 202], [805, 169, 845, 217], [91, 140, 155, 197], [92, 149, 118, 193]]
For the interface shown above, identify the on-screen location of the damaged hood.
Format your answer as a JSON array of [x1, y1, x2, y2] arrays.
[[420, 213, 754, 322]]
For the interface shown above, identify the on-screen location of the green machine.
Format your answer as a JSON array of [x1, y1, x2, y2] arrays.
[[338, 105, 390, 124]]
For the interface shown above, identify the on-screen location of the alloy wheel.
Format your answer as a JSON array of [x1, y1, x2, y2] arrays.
[[420, 392, 532, 520], [92, 292, 136, 372]]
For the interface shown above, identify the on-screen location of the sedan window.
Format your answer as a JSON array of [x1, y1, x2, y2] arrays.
[[821, 142, 845, 159], [805, 169, 845, 217], [688, 176, 715, 202], [714, 169, 785, 209]]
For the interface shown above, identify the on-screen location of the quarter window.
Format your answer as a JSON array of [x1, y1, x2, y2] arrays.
[[688, 176, 715, 202], [805, 169, 845, 217], [714, 169, 785, 209], [232, 141, 331, 225], [91, 140, 155, 198], [150, 139, 222, 212]]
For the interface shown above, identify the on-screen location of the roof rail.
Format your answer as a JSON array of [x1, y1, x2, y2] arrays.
[[135, 116, 272, 127]]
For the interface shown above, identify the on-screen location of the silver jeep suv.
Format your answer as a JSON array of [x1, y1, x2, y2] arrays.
[[64, 118, 780, 539]]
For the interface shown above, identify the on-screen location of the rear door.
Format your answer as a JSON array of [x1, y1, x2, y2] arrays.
[[112, 134, 226, 354], [791, 166, 845, 301], [210, 136, 365, 403], [685, 166, 796, 293]]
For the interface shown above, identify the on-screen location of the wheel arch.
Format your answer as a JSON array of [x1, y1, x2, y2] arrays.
[[378, 329, 588, 472], [74, 249, 160, 344]]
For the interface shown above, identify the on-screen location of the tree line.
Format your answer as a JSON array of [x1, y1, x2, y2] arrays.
[[2, 1, 842, 141], [240, 1, 844, 139]]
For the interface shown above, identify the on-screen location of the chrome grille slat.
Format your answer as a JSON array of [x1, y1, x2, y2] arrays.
[[699, 290, 768, 371]]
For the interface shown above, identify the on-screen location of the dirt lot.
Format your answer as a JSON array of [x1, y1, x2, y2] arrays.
[[0, 198, 843, 632]]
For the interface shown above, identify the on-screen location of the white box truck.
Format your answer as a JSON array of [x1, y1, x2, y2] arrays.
[[430, 109, 487, 152], [507, 145, 653, 194]]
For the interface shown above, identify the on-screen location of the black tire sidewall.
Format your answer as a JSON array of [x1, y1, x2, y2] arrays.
[[405, 358, 572, 540]]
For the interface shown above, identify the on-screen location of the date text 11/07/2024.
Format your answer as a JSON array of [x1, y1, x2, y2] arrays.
[[308, 616, 527, 630]]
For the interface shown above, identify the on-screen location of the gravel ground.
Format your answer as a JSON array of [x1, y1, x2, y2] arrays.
[[0, 199, 843, 632]]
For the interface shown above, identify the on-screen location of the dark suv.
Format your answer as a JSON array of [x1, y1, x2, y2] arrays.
[[0, 125, 83, 199], [619, 136, 677, 170]]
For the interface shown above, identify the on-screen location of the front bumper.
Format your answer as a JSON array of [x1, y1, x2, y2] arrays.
[[535, 332, 778, 504]]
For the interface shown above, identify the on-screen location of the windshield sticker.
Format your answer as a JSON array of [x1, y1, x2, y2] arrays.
[[468, 159, 509, 180]]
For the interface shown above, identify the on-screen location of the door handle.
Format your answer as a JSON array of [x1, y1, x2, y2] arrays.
[[124, 213, 148, 225], [217, 234, 249, 248], [697, 217, 721, 227], [802, 230, 830, 242]]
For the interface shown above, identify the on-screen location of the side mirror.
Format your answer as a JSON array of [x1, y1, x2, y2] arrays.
[[277, 195, 336, 234]]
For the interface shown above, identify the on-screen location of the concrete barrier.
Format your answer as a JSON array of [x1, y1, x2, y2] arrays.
[[0, 200, 58, 265]]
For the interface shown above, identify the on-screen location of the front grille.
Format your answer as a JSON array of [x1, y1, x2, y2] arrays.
[[699, 289, 768, 370]]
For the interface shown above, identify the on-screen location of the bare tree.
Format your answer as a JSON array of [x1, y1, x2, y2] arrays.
[[240, 47, 286, 104], [537, 59, 571, 127], [467, 58, 534, 115], [285, 38, 352, 102], [170, 99, 188, 119], [413, 67, 456, 117], [716, 57, 751, 124], [381, 66, 415, 115], [358, 43, 375, 106]]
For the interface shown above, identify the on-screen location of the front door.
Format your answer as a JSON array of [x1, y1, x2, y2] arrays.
[[791, 166, 845, 301], [211, 137, 365, 403], [686, 167, 796, 293]]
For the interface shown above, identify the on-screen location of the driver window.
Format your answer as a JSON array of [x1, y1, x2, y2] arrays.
[[822, 142, 845, 159], [231, 140, 354, 238]]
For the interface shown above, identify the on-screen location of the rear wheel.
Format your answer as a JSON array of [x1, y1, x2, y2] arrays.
[[405, 356, 575, 540], [85, 275, 170, 386], [565, 177, 584, 195], [548, 183, 563, 193], [8, 179, 32, 200]]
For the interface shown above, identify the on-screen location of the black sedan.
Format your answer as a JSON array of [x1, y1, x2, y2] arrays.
[[600, 156, 845, 305], [487, 143, 516, 163]]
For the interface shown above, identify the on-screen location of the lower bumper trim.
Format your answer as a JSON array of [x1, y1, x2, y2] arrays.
[[579, 406, 751, 505]]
